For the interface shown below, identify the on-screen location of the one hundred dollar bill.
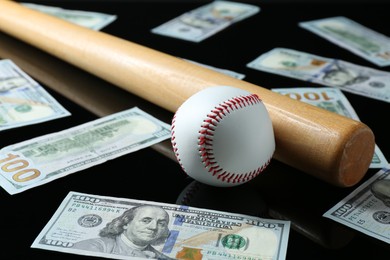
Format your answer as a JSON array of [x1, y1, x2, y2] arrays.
[[31, 191, 290, 260], [271, 87, 388, 169], [151, 0, 260, 42], [21, 2, 117, 30], [299, 16, 390, 67], [0, 107, 170, 195], [0, 59, 70, 131], [324, 166, 390, 244], [247, 48, 390, 103]]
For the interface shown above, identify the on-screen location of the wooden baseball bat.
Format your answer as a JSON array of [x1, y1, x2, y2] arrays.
[[0, 0, 375, 187]]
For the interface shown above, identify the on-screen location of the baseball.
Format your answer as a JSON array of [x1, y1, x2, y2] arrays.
[[171, 86, 275, 187]]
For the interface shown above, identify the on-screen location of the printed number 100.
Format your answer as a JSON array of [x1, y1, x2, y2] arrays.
[[0, 153, 41, 182], [283, 91, 332, 101]]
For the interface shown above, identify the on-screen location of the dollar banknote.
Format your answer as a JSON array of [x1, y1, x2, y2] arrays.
[[31, 191, 290, 260], [21, 2, 117, 30], [324, 166, 390, 244], [151, 0, 260, 42], [271, 87, 388, 169], [299, 16, 390, 67], [0, 107, 170, 195], [247, 48, 390, 103], [0, 59, 70, 131]]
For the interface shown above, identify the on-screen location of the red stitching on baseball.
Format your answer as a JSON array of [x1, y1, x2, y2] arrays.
[[171, 114, 187, 175], [171, 93, 270, 184], [198, 93, 267, 184]]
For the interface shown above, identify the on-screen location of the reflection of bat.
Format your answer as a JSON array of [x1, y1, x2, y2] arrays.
[[0, 1, 375, 187]]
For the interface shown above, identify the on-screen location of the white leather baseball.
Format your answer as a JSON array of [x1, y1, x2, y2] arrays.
[[171, 86, 275, 187]]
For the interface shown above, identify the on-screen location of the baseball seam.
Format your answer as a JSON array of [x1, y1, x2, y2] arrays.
[[171, 114, 187, 175], [171, 93, 271, 184]]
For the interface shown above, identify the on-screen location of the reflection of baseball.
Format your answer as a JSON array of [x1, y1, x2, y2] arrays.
[[171, 86, 275, 187]]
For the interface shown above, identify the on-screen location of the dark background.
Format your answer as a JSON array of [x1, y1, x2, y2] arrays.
[[0, 0, 389, 259]]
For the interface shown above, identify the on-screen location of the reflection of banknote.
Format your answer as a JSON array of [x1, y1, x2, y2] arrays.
[[32, 191, 290, 260], [151, 0, 260, 42], [21, 2, 117, 30], [299, 16, 390, 67], [271, 87, 388, 169], [183, 58, 245, 79], [324, 167, 390, 244], [247, 48, 390, 103], [0, 107, 170, 195], [0, 59, 70, 130]]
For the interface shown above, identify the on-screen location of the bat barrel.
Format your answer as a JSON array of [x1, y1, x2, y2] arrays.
[[0, 0, 375, 187]]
